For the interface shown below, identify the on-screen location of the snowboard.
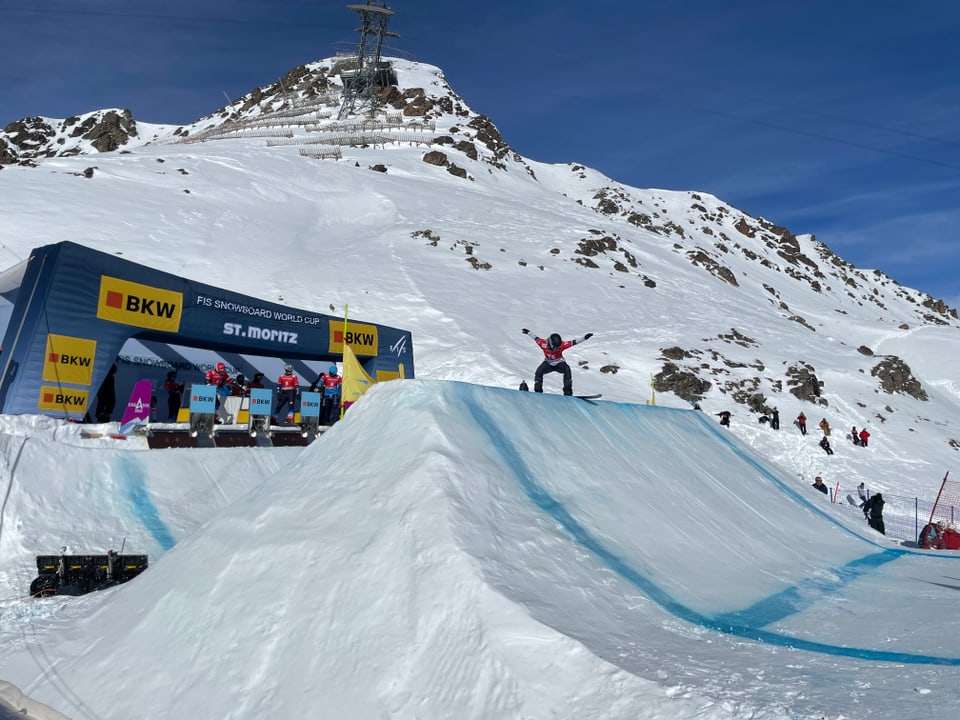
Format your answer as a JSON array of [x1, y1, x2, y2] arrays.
[[299, 415, 320, 438]]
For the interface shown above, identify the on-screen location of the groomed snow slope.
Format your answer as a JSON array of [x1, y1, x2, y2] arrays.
[[2, 380, 959, 719]]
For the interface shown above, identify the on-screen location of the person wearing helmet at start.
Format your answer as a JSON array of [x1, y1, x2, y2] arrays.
[[205, 361, 231, 388], [521, 328, 593, 396], [273, 363, 300, 424], [319, 365, 343, 425], [205, 362, 232, 423]]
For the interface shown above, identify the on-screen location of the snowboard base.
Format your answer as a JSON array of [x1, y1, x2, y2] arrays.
[[248, 415, 272, 438], [189, 412, 215, 438]]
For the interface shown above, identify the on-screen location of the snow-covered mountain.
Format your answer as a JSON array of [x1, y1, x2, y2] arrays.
[[1, 56, 960, 720], [2, 58, 956, 453]]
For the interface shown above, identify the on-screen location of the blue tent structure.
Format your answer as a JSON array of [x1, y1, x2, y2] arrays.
[[0, 242, 414, 420]]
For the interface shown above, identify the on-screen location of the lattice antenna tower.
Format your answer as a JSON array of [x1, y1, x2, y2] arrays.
[[338, 1, 400, 119]]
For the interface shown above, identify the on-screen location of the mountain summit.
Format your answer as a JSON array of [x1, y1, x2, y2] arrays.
[[0, 55, 957, 472], [2, 52, 960, 720]]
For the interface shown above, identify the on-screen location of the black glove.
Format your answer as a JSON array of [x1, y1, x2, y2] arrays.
[[584, 332, 593, 340], [521, 328, 529, 335]]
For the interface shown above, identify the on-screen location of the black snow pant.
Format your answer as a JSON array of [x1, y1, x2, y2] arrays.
[[167, 393, 182, 421], [867, 516, 885, 535], [274, 390, 297, 421], [535, 360, 572, 395], [320, 395, 340, 425]]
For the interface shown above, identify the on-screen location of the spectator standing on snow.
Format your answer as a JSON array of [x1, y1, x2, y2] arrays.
[[796, 412, 807, 435], [851, 426, 861, 446], [770, 407, 780, 430], [863, 492, 885, 534], [859, 428, 871, 447], [819, 418, 831, 436]]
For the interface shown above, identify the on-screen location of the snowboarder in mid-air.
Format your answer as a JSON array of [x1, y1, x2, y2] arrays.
[[521, 328, 593, 396]]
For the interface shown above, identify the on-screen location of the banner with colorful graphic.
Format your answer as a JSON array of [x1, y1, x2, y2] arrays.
[[342, 344, 376, 408], [0, 242, 414, 419]]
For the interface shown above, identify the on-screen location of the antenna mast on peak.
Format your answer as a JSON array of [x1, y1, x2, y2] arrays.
[[338, 1, 400, 119]]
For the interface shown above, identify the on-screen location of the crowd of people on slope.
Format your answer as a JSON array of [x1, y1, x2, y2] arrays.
[[703, 373, 891, 537], [161, 361, 344, 426], [717, 405, 871, 459]]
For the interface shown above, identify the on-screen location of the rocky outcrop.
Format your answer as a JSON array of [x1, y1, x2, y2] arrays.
[[69, 109, 138, 152], [0, 109, 138, 163], [871, 356, 928, 400]]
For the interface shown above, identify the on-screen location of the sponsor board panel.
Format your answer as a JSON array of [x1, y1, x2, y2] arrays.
[[330, 322, 378, 356], [97, 275, 183, 332], [42, 334, 96, 385], [38, 385, 88, 413]]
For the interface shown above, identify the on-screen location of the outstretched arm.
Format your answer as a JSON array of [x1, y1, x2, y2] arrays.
[[573, 332, 594, 345]]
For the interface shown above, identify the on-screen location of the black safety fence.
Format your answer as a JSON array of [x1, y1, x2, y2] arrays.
[[825, 483, 957, 546]]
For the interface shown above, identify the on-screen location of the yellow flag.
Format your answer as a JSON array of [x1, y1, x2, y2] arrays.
[[342, 343, 375, 407]]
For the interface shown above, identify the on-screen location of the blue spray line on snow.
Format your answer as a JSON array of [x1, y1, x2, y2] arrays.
[[118, 454, 176, 552], [462, 389, 960, 666]]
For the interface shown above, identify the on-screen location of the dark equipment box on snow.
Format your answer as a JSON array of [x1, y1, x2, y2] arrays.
[[30, 551, 148, 597]]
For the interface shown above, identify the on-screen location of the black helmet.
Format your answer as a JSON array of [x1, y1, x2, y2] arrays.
[[548, 333, 562, 350]]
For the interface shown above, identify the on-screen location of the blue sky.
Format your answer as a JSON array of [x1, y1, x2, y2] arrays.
[[2, 0, 959, 307]]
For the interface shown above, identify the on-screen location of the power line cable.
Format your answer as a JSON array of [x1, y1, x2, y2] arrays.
[[672, 100, 960, 173]]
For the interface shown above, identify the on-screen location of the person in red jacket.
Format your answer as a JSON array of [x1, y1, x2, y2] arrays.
[[205, 362, 232, 422], [273, 364, 300, 423], [522, 328, 593, 396], [859, 428, 871, 447], [319, 365, 343, 425], [205, 362, 231, 388]]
